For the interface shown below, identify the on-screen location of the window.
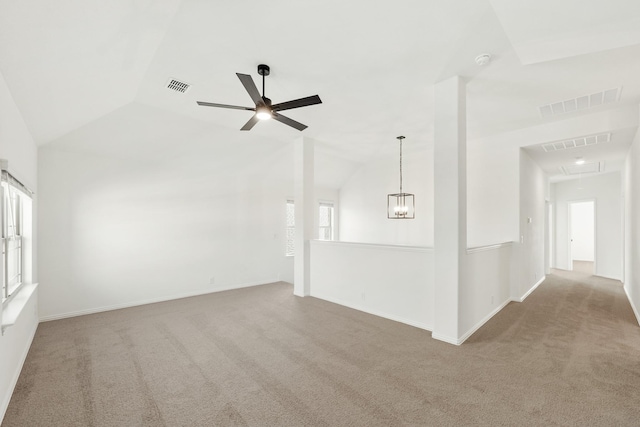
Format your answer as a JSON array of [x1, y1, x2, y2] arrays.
[[285, 200, 295, 256], [318, 202, 334, 241], [2, 178, 23, 301]]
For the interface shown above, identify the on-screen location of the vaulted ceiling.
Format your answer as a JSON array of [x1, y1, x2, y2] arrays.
[[1, 0, 639, 184]]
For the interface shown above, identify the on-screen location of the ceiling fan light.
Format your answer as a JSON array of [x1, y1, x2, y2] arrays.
[[256, 106, 272, 121]]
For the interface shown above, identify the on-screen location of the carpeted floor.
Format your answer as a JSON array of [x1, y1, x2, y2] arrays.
[[4, 270, 640, 426]]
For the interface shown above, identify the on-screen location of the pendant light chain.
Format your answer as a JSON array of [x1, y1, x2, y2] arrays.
[[398, 136, 405, 193]]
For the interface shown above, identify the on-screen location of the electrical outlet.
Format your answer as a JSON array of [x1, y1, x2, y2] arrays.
[[361, 292, 366, 301], [209, 277, 215, 285]]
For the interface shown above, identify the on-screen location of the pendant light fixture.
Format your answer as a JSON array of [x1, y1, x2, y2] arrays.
[[387, 136, 415, 219]]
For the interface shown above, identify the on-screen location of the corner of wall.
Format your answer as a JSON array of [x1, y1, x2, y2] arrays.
[[0, 287, 39, 424]]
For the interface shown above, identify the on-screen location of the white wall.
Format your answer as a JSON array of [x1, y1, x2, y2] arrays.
[[514, 150, 547, 300], [467, 139, 520, 247], [338, 133, 522, 249], [0, 71, 39, 423], [552, 172, 622, 280], [624, 127, 640, 324], [333, 134, 542, 343], [310, 240, 433, 330], [38, 134, 298, 320], [460, 243, 512, 340], [309, 240, 516, 344], [339, 146, 433, 246]]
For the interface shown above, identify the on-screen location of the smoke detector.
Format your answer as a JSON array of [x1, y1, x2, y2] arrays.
[[475, 54, 491, 66]]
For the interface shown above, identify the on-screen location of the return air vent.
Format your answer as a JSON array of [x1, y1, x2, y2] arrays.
[[166, 78, 191, 93], [561, 161, 603, 176], [542, 133, 610, 152], [539, 87, 621, 118]]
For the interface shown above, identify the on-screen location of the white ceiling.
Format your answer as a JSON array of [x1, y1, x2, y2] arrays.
[[1, 0, 639, 185]]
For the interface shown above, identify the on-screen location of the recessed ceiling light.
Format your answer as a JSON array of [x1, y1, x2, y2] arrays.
[[561, 162, 603, 176], [575, 157, 585, 165]]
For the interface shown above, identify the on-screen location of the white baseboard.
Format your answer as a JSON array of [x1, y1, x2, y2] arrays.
[[456, 297, 513, 345], [39, 279, 279, 322], [1, 300, 38, 425], [512, 275, 546, 303], [431, 332, 460, 345], [311, 292, 432, 332], [624, 285, 640, 326]]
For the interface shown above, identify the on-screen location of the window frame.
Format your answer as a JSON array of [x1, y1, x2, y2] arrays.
[[318, 201, 334, 241], [1, 175, 26, 302], [285, 199, 295, 256]]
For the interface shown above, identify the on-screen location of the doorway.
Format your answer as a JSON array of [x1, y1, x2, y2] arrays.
[[568, 200, 595, 274]]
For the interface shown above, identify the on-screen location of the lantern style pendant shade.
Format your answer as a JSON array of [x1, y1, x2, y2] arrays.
[[387, 136, 415, 219], [387, 192, 415, 219]]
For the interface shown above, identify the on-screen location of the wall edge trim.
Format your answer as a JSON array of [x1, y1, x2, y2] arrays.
[[39, 279, 280, 322], [457, 297, 513, 345], [624, 285, 640, 326], [431, 332, 461, 345], [310, 292, 432, 332], [467, 241, 513, 254], [310, 240, 434, 253], [514, 275, 546, 303]]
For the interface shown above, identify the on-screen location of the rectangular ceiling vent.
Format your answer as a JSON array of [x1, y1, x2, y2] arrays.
[[542, 133, 610, 152], [539, 87, 621, 118], [166, 78, 191, 93], [561, 161, 603, 176]]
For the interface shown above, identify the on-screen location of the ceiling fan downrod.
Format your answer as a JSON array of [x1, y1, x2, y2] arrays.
[[257, 64, 270, 99]]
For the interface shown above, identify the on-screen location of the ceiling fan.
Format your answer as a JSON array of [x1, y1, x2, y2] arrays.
[[197, 64, 322, 131]]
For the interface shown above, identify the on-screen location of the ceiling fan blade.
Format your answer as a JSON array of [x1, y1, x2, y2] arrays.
[[197, 101, 255, 111], [272, 112, 307, 131], [236, 73, 265, 106], [271, 95, 322, 112], [240, 115, 260, 131]]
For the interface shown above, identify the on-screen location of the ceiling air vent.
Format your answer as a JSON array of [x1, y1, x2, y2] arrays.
[[560, 161, 603, 176], [539, 87, 621, 118], [542, 133, 610, 152], [166, 78, 191, 93]]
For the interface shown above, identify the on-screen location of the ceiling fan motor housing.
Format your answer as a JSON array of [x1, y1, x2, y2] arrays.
[[257, 64, 270, 76]]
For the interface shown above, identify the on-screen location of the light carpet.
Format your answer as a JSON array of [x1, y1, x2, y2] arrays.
[[4, 270, 640, 426]]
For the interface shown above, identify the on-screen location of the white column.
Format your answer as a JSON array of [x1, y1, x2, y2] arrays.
[[433, 76, 467, 344], [294, 136, 314, 296]]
